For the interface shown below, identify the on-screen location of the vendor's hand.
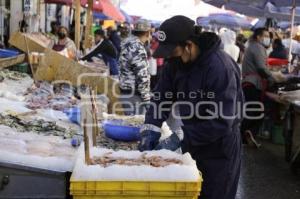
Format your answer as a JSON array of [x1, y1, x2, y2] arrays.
[[265, 92, 286, 104], [155, 133, 182, 151], [138, 130, 161, 152], [271, 71, 288, 83], [278, 92, 295, 105]]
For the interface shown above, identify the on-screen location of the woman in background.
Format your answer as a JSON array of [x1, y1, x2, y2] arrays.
[[52, 26, 77, 60]]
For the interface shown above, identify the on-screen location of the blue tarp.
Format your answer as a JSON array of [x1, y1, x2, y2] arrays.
[[203, 0, 300, 18], [0, 49, 20, 58], [93, 12, 110, 20], [94, 10, 132, 23], [197, 13, 252, 29]]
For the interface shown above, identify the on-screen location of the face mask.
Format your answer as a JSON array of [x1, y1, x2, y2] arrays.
[[262, 37, 271, 47], [167, 51, 193, 71], [58, 32, 66, 39], [167, 56, 183, 67]]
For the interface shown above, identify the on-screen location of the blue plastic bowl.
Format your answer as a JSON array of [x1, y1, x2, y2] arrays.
[[103, 120, 141, 142], [63, 107, 81, 125]]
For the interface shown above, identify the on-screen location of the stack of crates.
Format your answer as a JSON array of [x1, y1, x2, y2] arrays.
[[70, 177, 202, 199]]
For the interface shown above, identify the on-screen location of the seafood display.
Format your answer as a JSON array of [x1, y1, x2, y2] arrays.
[[0, 69, 29, 81], [0, 69, 34, 98], [91, 152, 183, 168], [103, 114, 145, 126], [25, 81, 78, 111], [0, 125, 76, 171], [97, 129, 139, 151], [96, 115, 145, 151], [0, 114, 77, 139], [0, 134, 75, 159]]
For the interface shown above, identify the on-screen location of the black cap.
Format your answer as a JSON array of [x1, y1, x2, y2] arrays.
[[94, 29, 105, 36], [153, 15, 195, 58]]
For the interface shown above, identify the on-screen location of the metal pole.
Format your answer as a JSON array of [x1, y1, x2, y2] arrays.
[[45, 3, 47, 32], [0, 0, 5, 43], [288, 0, 296, 72], [0, 6, 3, 43]]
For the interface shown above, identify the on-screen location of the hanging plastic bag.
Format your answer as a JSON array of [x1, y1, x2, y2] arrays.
[[148, 57, 157, 76]]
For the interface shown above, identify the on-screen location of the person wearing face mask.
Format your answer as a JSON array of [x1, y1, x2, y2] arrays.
[[138, 16, 243, 199], [119, 19, 152, 115], [52, 26, 77, 60], [241, 28, 276, 147], [81, 29, 119, 75]]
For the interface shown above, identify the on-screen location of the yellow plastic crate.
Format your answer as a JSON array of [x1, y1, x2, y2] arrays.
[[70, 177, 202, 199]]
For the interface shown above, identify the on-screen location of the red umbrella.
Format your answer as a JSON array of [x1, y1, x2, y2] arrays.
[[81, 0, 125, 22], [44, 0, 73, 5]]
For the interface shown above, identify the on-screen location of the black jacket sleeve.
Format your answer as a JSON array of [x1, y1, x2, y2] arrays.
[[145, 63, 176, 128], [81, 39, 117, 61]]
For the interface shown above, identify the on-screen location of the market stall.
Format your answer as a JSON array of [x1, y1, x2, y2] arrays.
[[0, 53, 202, 198], [8, 32, 122, 114], [0, 68, 123, 198], [280, 91, 300, 174], [0, 69, 80, 198]]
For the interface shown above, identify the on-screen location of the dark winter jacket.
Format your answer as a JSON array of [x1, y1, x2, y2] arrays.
[[269, 46, 288, 60], [81, 39, 119, 75], [145, 32, 243, 147]]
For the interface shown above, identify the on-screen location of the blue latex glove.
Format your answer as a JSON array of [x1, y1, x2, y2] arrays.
[[154, 133, 181, 151], [138, 130, 161, 152]]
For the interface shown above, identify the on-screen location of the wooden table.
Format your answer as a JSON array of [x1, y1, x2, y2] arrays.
[[0, 54, 25, 69]]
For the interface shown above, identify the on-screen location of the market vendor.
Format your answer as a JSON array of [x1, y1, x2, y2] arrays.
[[241, 28, 286, 147], [81, 29, 119, 75], [138, 16, 243, 199], [52, 26, 77, 60]]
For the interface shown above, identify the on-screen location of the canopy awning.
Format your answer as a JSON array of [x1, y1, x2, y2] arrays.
[[197, 13, 252, 29], [81, 0, 125, 22], [44, 0, 73, 5], [45, 0, 125, 22]]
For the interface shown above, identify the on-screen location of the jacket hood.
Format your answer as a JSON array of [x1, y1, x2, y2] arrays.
[[173, 32, 222, 74], [195, 32, 222, 63]]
